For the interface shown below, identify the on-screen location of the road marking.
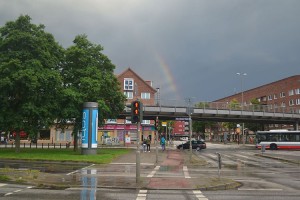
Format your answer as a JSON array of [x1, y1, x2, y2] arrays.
[[237, 154, 250, 159], [147, 166, 160, 177], [193, 190, 209, 199], [136, 190, 147, 200], [0, 183, 7, 187], [67, 164, 95, 175], [111, 162, 154, 166], [238, 188, 283, 191], [183, 166, 191, 178], [4, 192, 13, 196], [14, 189, 22, 193]]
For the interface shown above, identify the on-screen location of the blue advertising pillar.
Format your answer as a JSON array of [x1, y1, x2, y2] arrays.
[[82, 102, 98, 155]]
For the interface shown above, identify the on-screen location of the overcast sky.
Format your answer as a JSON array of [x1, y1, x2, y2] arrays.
[[1, 0, 299, 103]]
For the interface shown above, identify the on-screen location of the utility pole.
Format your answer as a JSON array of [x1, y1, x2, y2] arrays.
[[136, 121, 140, 186], [237, 72, 247, 145], [156, 116, 159, 164]]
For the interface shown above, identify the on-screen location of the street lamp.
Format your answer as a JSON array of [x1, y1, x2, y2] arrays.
[[236, 72, 247, 145], [236, 72, 247, 110], [156, 87, 160, 106]]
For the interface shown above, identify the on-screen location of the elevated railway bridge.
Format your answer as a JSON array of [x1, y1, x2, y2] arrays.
[[120, 102, 300, 129]]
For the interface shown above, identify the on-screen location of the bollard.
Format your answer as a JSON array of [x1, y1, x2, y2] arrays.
[[216, 152, 222, 178], [261, 144, 266, 154]]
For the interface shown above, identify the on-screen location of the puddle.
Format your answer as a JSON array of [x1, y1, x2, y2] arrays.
[[0, 161, 88, 173]]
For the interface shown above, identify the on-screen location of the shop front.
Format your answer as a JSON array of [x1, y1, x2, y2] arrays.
[[98, 124, 155, 146]]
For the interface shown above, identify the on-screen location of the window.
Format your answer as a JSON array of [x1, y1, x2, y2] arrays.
[[281, 102, 286, 107], [141, 92, 150, 99], [142, 120, 150, 124], [124, 79, 134, 90], [295, 88, 300, 95], [124, 91, 133, 99], [289, 90, 294, 96], [289, 100, 294, 106], [280, 92, 285, 98], [107, 119, 117, 123], [274, 94, 277, 99], [296, 99, 300, 105], [268, 95, 272, 100]]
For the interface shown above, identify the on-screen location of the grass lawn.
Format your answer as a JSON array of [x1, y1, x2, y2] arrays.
[[0, 148, 132, 164]]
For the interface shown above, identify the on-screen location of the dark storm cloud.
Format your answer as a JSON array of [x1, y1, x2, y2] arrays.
[[1, 0, 300, 102]]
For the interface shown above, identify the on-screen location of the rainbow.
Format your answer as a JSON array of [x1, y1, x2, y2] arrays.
[[155, 53, 180, 99]]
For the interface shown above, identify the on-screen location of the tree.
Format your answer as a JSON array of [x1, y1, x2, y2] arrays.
[[59, 35, 126, 151], [245, 98, 262, 132], [0, 15, 64, 152], [193, 102, 216, 139]]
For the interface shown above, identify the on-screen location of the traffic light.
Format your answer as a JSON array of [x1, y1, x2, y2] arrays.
[[131, 101, 143, 123], [155, 118, 159, 130]]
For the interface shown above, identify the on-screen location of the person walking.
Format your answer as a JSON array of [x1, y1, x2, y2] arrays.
[[146, 136, 151, 152], [142, 139, 147, 152], [161, 136, 166, 151]]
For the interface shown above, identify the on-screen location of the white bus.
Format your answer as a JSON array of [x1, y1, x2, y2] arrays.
[[256, 130, 300, 150]]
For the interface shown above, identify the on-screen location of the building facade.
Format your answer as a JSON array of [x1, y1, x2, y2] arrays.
[[212, 75, 300, 136], [98, 68, 158, 145]]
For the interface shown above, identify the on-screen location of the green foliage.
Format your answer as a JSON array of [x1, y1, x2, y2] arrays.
[[195, 102, 210, 109], [0, 148, 131, 164], [0, 16, 126, 152], [228, 98, 240, 110], [59, 34, 126, 150], [0, 15, 64, 152]]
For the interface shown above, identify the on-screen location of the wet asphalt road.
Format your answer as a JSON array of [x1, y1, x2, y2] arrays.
[[1, 143, 300, 199]]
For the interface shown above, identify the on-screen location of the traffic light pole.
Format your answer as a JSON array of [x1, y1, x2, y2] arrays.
[[136, 121, 140, 186]]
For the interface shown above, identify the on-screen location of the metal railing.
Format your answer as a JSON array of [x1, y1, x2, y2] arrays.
[[155, 99, 300, 115]]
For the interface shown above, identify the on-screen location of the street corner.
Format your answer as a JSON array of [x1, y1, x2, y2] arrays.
[[191, 177, 242, 191], [146, 177, 193, 189]]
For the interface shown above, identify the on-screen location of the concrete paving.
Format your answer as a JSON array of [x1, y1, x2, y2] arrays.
[[16, 146, 240, 190], [3, 143, 298, 190]]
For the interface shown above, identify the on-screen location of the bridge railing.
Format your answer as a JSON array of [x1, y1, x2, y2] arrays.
[[155, 99, 300, 115]]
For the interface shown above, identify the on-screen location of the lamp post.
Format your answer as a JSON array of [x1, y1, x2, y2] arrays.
[[156, 87, 160, 106], [236, 72, 247, 145], [187, 98, 193, 162]]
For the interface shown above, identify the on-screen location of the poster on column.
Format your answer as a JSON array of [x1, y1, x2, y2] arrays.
[[91, 109, 98, 148], [82, 109, 89, 148]]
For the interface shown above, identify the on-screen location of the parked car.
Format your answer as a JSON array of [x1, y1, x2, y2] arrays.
[[177, 140, 206, 151]]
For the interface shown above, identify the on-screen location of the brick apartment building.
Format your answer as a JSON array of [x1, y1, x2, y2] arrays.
[[207, 75, 300, 142], [215, 75, 300, 115], [98, 68, 158, 145]]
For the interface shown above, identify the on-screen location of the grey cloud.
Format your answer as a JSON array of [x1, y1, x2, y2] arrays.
[[1, 0, 299, 102]]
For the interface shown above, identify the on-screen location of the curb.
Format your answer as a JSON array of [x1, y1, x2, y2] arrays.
[[255, 154, 300, 165]]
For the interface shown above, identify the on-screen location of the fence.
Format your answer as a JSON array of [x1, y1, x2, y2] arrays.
[[0, 142, 72, 149]]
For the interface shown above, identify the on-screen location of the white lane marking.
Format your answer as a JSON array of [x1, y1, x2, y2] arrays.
[[14, 189, 22, 193], [183, 166, 191, 178], [4, 192, 13, 196], [193, 190, 209, 200], [238, 188, 283, 191], [136, 190, 147, 200], [0, 183, 7, 187], [236, 154, 250, 159], [207, 153, 217, 158], [147, 166, 160, 177], [111, 163, 154, 166], [67, 164, 95, 175]]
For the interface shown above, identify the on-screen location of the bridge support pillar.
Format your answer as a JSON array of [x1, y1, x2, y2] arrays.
[[294, 121, 299, 131]]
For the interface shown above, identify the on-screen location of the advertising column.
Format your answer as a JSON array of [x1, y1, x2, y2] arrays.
[[82, 102, 98, 155]]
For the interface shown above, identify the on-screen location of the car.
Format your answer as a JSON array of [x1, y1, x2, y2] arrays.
[[177, 140, 206, 151]]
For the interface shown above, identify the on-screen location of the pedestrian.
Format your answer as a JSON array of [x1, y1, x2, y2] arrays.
[[146, 136, 151, 152], [161, 136, 166, 151], [142, 139, 147, 152]]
